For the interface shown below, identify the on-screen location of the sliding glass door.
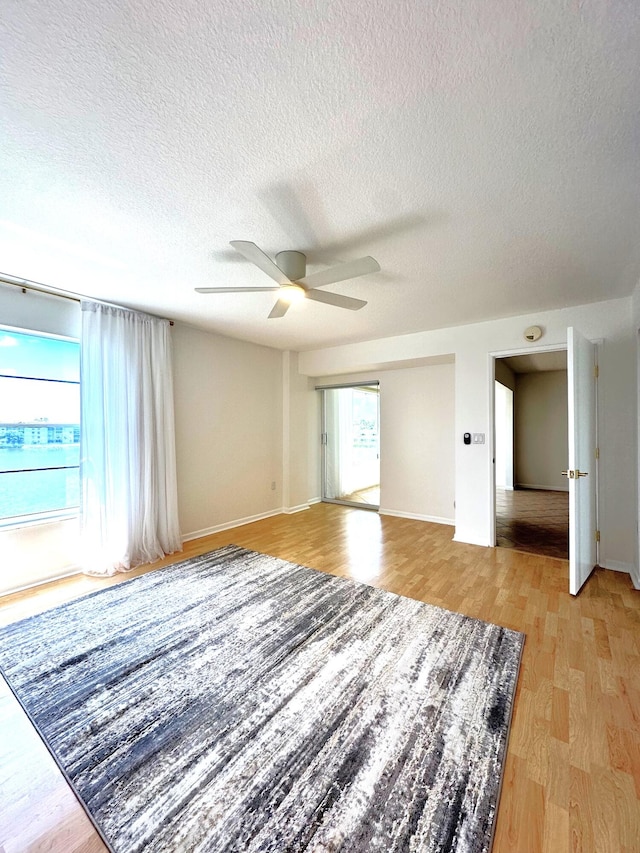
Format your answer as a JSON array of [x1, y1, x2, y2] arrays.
[[321, 384, 380, 509]]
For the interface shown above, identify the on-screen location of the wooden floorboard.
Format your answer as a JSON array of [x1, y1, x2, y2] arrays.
[[0, 503, 638, 852], [496, 487, 569, 560]]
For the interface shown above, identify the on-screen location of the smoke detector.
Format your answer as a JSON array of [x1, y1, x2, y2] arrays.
[[524, 325, 542, 342]]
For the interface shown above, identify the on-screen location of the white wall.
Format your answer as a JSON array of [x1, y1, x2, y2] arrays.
[[0, 284, 82, 592], [313, 362, 455, 525], [0, 519, 80, 593], [172, 323, 283, 539], [380, 363, 455, 524], [495, 381, 514, 489], [298, 297, 638, 576], [308, 387, 321, 502], [495, 360, 516, 392], [0, 282, 81, 338], [495, 361, 515, 490], [282, 351, 316, 512], [515, 371, 569, 492], [0, 290, 286, 592], [631, 281, 640, 588], [3, 280, 638, 589]]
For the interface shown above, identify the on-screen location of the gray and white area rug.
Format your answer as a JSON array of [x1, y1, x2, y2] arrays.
[[0, 546, 524, 852]]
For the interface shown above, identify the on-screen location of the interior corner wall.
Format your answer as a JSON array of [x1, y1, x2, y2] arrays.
[[312, 363, 455, 524], [282, 351, 315, 511], [515, 371, 568, 492], [629, 281, 640, 588], [308, 388, 321, 502], [172, 323, 283, 539], [494, 360, 516, 392]]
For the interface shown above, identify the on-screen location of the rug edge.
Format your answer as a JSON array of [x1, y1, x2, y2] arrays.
[[0, 544, 246, 629], [1, 548, 526, 853], [0, 666, 116, 853], [486, 630, 526, 852], [2, 546, 526, 645]]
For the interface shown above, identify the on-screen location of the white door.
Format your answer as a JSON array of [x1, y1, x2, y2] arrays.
[[567, 327, 597, 595]]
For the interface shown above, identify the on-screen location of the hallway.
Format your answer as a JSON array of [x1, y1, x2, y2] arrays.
[[496, 487, 569, 560]]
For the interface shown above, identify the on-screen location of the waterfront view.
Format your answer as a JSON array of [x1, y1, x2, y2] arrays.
[[0, 443, 79, 521], [0, 328, 80, 523]]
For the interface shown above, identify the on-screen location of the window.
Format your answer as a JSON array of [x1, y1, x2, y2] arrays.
[[0, 328, 80, 525]]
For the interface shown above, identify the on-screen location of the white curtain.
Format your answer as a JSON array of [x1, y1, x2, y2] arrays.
[[325, 388, 355, 500], [79, 301, 181, 575]]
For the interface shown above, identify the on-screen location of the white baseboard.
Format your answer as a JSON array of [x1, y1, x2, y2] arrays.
[[452, 531, 490, 547], [515, 483, 569, 493], [598, 559, 637, 579], [308, 497, 322, 505], [282, 504, 310, 515], [0, 567, 82, 598], [182, 508, 283, 543], [379, 508, 455, 527]]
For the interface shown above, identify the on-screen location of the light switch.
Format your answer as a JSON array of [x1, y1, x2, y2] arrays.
[[472, 433, 485, 444]]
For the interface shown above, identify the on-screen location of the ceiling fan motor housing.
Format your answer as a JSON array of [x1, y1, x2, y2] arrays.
[[275, 250, 306, 282]]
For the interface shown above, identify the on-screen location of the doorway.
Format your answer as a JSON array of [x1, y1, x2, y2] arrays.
[[494, 351, 569, 560], [320, 384, 380, 509]]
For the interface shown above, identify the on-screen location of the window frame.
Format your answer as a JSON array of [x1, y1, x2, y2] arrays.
[[0, 324, 81, 530]]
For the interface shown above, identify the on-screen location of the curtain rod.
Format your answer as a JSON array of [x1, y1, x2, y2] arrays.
[[0, 272, 174, 325]]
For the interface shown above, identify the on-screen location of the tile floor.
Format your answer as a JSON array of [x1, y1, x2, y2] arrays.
[[495, 487, 569, 559]]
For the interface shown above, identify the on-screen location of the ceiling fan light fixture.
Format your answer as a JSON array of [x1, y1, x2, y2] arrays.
[[197, 242, 379, 317], [279, 283, 305, 304]]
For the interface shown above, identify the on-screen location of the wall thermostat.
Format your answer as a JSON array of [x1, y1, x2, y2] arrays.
[[524, 325, 542, 342]]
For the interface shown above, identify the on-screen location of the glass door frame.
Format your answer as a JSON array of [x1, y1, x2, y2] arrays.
[[317, 381, 380, 511]]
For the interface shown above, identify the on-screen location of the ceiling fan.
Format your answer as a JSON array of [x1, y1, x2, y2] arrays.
[[195, 241, 380, 318]]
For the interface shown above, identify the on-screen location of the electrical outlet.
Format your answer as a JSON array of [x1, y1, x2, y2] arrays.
[[271, 481, 276, 490]]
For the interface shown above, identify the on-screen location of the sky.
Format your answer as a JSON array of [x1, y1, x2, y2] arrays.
[[0, 330, 79, 423]]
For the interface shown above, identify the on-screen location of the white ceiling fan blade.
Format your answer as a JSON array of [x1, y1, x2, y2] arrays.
[[305, 289, 367, 311], [230, 240, 292, 285], [268, 298, 291, 318], [299, 256, 380, 288], [195, 286, 280, 293]]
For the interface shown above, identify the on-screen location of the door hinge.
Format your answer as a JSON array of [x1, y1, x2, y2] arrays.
[[321, 432, 328, 446], [595, 447, 599, 459], [594, 365, 599, 379], [595, 530, 601, 543]]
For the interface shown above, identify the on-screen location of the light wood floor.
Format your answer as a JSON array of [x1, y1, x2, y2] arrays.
[[1, 503, 638, 853]]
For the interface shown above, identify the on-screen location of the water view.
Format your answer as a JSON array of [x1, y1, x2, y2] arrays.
[[0, 445, 80, 521]]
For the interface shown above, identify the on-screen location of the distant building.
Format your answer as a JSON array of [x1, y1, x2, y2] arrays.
[[0, 424, 80, 446]]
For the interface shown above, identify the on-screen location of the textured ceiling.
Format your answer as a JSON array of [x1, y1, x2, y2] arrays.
[[2, 0, 640, 351]]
